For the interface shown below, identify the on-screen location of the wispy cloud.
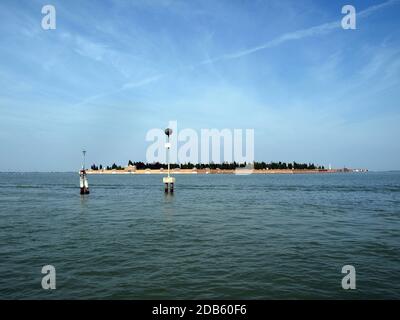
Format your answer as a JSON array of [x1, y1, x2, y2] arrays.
[[199, 0, 400, 65], [73, 0, 398, 107], [122, 74, 164, 89], [358, 0, 399, 18], [73, 74, 164, 107], [73, 36, 109, 62]]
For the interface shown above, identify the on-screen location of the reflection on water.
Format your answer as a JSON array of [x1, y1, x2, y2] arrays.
[[162, 191, 175, 218], [80, 194, 90, 210]]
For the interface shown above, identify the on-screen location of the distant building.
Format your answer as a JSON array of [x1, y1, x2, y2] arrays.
[[126, 165, 136, 173]]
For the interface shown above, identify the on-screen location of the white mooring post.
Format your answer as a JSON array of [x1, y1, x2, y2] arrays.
[[163, 128, 175, 193], [79, 150, 90, 195]]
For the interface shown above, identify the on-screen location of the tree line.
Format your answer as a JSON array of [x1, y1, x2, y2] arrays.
[[90, 161, 325, 170]]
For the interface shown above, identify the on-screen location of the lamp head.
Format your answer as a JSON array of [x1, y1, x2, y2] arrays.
[[164, 128, 173, 137]]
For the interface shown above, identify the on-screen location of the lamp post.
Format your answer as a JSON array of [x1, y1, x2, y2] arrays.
[[82, 150, 86, 170], [163, 128, 175, 193]]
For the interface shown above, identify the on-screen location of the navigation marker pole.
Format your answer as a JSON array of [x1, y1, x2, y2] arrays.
[[79, 150, 90, 195], [163, 128, 175, 193], [83, 150, 86, 169]]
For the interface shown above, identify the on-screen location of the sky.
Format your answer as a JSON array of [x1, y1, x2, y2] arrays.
[[0, 0, 399, 171]]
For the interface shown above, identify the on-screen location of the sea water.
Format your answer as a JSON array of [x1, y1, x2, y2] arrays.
[[0, 172, 399, 299]]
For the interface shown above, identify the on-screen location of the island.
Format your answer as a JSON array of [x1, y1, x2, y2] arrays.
[[86, 161, 367, 175]]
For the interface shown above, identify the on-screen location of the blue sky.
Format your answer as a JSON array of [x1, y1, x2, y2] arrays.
[[0, 0, 399, 171]]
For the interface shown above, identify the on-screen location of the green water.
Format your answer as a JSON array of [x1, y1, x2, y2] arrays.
[[0, 172, 399, 299]]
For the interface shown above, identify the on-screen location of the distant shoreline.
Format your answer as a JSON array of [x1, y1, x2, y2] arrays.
[[86, 168, 362, 175], [0, 169, 378, 174]]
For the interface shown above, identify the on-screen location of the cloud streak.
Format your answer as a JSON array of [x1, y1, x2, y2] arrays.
[[199, 0, 400, 65], [74, 0, 399, 107], [122, 74, 165, 90], [73, 74, 164, 108]]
